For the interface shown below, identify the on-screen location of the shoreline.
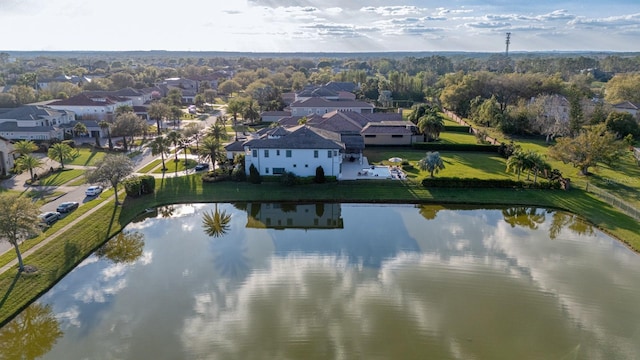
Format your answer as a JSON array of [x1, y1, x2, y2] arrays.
[[0, 178, 638, 327]]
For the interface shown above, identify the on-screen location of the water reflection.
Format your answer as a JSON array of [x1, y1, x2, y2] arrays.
[[2, 203, 639, 360], [95, 230, 145, 264], [0, 303, 62, 360], [202, 204, 232, 238]]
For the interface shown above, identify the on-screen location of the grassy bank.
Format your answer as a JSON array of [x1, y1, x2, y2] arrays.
[[0, 175, 638, 327]]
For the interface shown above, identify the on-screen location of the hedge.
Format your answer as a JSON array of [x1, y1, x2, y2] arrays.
[[444, 125, 471, 132], [421, 177, 562, 189], [412, 143, 500, 152]]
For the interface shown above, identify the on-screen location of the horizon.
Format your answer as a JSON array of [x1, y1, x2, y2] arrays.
[[1, 0, 639, 53]]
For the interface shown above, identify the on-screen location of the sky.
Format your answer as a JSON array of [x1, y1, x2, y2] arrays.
[[1, 0, 640, 53]]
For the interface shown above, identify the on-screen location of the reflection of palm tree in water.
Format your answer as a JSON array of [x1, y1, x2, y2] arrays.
[[502, 207, 546, 230], [202, 204, 250, 280], [0, 302, 63, 360], [158, 205, 175, 218]]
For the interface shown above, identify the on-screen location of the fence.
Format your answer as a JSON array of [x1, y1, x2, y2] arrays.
[[586, 183, 640, 221], [443, 110, 500, 145]]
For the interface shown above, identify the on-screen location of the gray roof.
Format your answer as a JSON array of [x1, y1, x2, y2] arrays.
[[361, 122, 414, 135], [0, 121, 58, 132], [289, 97, 374, 109], [244, 125, 344, 150], [224, 140, 245, 152], [0, 105, 67, 120]]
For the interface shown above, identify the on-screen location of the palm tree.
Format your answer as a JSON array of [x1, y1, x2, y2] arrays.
[[13, 140, 38, 156], [149, 136, 170, 171], [506, 150, 529, 180], [166, 131, 182, 162], [200, 136, 222, 172], [417, 112, 444, 142], [417, 151, 445, 177], [226, 99, 245, 141], [206, 123, 227, 143], [47, 142, 75, 170], [98, 120, 113, 150], [148, 102, 171, 135], [73, 122, 88, 138], [529, 152, 551, 184], [202, 204, 231, 238], [15, 154, 43, 181]]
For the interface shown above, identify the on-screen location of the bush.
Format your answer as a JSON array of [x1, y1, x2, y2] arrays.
[[412, 143, 500, 152], [248, 164, 261, 184], [281, 171, 298, 186], [140, 175, 155, 194], [314, 166, 326, 183], [444, 125, 471, 132], [123, 177, 142, 197], [421, 177, 561, 189]]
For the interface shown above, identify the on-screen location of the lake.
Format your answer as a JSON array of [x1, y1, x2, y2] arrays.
[[1, 203, 639, 359]]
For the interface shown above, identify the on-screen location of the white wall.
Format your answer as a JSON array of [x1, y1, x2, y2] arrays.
[[246, 147, 341, 177]]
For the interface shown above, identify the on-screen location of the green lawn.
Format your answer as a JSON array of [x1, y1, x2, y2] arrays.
[[66, 148, 107, 166], [138, 159, 163, 173], [37, 169, 84, 186], [438, 131, 477, 144], [153, 159, 197, 173]]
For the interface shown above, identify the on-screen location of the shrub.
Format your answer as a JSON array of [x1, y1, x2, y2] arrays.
[[314, 166, 326, 183], [420, 177, 561, 189], [412, 143, 499, 152], [140, 175, 155, 194], [123, 177, 142, 197], [281, 171, 298, 186], [248, 164, 261, 184]]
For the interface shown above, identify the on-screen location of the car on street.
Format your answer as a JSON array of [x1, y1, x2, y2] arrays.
[[38, 211, 61, 226], [85, 185, 103, 197], [195, 163, 210, 171], [56, 201, 79, 213]]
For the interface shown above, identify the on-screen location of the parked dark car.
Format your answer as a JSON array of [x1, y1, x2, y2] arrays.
[[57, 201, 79, 213], [195, 163, 210, 171]]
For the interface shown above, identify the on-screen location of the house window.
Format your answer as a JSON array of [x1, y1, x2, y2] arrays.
[[334, 150, 338, 156], [273, 167, 285, 175], [265, 168, 269, 174], [392, 135, 403, 138], [314, 150, 318, 158], [286, 150, 292, 157], [276, 150, 280, 156], [264, 150, 269, 157], [365, 135, 376, 138], [252, 149, 257, 157], [327, 150, 332, 158]]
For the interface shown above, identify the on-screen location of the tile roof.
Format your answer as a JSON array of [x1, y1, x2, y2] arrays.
[[49, 93, 126, 106], [244, 125, 344, 150], [0, 105, 66, 120], [289, 97, 374, 109]]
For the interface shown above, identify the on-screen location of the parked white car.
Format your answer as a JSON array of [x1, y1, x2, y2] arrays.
[[85, 185, 103, 197]]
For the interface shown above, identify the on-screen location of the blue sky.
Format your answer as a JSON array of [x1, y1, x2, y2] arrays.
[[1, 0, 639, 52]]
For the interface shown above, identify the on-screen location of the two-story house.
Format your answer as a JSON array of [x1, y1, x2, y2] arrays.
[[48, 93, 132, 121], [0, 105, 75, 141], [242, 125, 344, 178]]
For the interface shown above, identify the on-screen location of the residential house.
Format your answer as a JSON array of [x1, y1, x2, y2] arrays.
[[0, 105, 75, 141], [530, 94, 570, 123], [157, 78, 197, 104], [0, 136, 14, 176], [48, 93, 132, 121], [37, 74, 93, 90], [84, 87, 152, 106], [260, 111, 292, 123], [289, 97, 374, 116], [242, 125, 344, 178], [612, 101, 640, 120]]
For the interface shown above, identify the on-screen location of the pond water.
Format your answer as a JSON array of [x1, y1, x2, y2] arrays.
[[1, 203, 640, 360]]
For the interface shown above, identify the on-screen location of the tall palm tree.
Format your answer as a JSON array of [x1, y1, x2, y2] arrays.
[[47, 142, 75, 170], [149, 136, 170, 171], [98, 120, 113, 150], [148, 102, 171, 135], [13, 140, 38, 156], [417, 151, 445, 177], [73, 122, 88, 138], [202, 204, 231, 238], [226, 99, 245, 141], [200, 136, 222, 172], [15, 154, 43, 181], [206, 123, 227, 143], [166, 131, 182, 162]]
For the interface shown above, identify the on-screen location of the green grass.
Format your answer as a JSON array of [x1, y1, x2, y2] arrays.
[[23, 189, 65, 203], [65, 148, 107, 166], [66, 176, 87, 186], [438, 132, 478, 144], [153, 158, 197, 173], [36, 169, 84, 186], [138, 159, 163, 173]]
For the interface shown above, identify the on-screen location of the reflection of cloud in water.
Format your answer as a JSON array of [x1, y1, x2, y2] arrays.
[[74, 278, 127, 303], [55, 305, 81, 327]]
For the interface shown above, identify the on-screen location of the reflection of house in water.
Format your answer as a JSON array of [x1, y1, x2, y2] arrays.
[[246, 203, 343, 230]]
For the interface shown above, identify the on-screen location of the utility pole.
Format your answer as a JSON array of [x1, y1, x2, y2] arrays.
[[505, 32, 511, 57]]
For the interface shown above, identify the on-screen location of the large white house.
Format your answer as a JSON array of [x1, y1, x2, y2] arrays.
[[0, 105, 75, 141], [242, 125, 344, 177], [48, 93, 132, 120]]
